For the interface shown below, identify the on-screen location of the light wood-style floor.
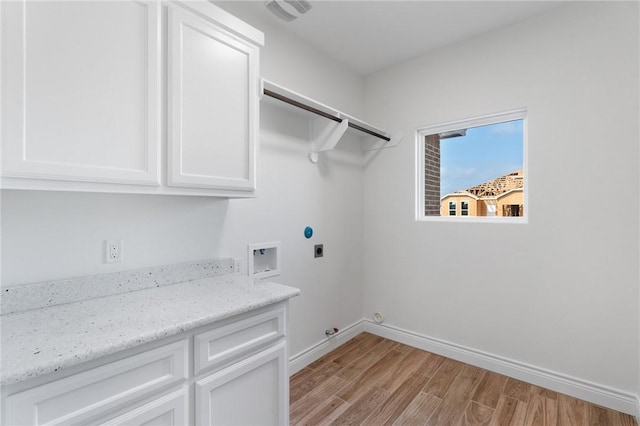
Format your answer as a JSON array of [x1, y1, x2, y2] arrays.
[[290, 333, 636, 426]]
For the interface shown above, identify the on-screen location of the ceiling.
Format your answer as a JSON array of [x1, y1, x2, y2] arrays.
[[216, 1, 566, 76]]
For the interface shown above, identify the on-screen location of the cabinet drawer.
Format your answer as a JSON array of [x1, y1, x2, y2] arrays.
[[5, 340, 188, 426], [194, 305, 285, 375], [97, 387, 188, 426]]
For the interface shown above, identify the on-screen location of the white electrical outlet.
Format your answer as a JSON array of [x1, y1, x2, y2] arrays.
[[105, 240, 123, 264], [233, 257, 244, 275]]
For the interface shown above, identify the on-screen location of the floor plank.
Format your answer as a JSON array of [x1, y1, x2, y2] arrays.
[[376, 348, 433, 393], [503, 377, 531, 403], [585, 402, 637, 426], [290, 376, 349, 424], [290, 362, 342, 404], [615, 410, 640, 426], [289, 333, 637, 426], [587, 404, 615, 426], [293, 396, 350, 426], [427, 364, 485, 425], [330, 386, 390, 425], [335, 337, 398, 382], [330, 333, 386, 368], [472, 371, 508, 409], [337, 349, 405, 403], [557, 394, 586, 425], [393, 391, 442, 426], [422, 357, 465, 398], [529, 384, 558, 401], [490, 395, 527, 426], [460, 401, 494, 426], [307, 333, 380, 371], [362, 373, 431, 424], [524, 393, 557, 426], [415, 351, 447, 378]]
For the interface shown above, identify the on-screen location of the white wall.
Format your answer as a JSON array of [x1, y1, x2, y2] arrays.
[[218, 106, 365, 355], [0, 2, 366, 357], [362, 1, 639, 396], [1, 191, 228, 284], [213, 3, 366, 355]]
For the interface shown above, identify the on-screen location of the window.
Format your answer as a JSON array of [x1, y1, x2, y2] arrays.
[[504, 204, 522, 217], [417, 109, 527, 222], [461, 201, 469, 216]]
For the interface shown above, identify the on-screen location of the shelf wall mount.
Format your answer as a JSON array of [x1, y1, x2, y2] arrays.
[[309, 116, 348, 163]]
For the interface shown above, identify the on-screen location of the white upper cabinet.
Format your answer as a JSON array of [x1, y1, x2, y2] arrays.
[[1, 1, 161, 185], [167, 3, 259, 191], [0, 1, 263, 197]]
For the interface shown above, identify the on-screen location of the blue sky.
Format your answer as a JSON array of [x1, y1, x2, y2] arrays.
[[440, 119, 523, 196]]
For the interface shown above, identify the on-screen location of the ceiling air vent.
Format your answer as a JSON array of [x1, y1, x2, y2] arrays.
[[265, 0, 312, 22]]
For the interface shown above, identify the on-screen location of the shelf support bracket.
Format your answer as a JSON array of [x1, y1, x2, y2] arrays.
[[362, 132, 403, 151], [309, 117, 349, 163]]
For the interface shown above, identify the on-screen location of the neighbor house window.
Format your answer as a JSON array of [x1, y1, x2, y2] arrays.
[[504, 204, 522, 217], [449, 201, 456, 216], [461, 201, 469, 216], [417, 109, 527, 222]]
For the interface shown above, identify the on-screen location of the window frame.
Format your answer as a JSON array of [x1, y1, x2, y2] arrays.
[[415, 109, 528, 223], [461, 201, 469, 216], [448, 201, 456, 216]]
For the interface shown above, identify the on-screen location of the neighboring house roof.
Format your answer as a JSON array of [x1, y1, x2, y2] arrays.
[[444, 169, 524, 199], [441, 191, 478, 201], [495, 187, 523, 200]]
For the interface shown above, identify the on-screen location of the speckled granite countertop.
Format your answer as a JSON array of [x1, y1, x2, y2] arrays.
[[1, 274, 300, 387]]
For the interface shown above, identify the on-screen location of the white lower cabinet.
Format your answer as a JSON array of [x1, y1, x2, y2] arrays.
[[196, 342, 288, 426], [2, 303, 289, 426]]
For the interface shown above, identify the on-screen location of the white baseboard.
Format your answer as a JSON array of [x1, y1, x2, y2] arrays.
[[363, 320, 638, 416], [288, 319, 366, 375], [636, 396, 640, 423]]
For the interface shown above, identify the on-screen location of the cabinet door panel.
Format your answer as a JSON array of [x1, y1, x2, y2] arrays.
[[195, 342, 288, 426], [168, 4, 258, 191], [0, 1, 160, 184]]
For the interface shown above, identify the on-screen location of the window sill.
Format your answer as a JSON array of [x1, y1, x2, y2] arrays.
[[416, 216, 528, 224]]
